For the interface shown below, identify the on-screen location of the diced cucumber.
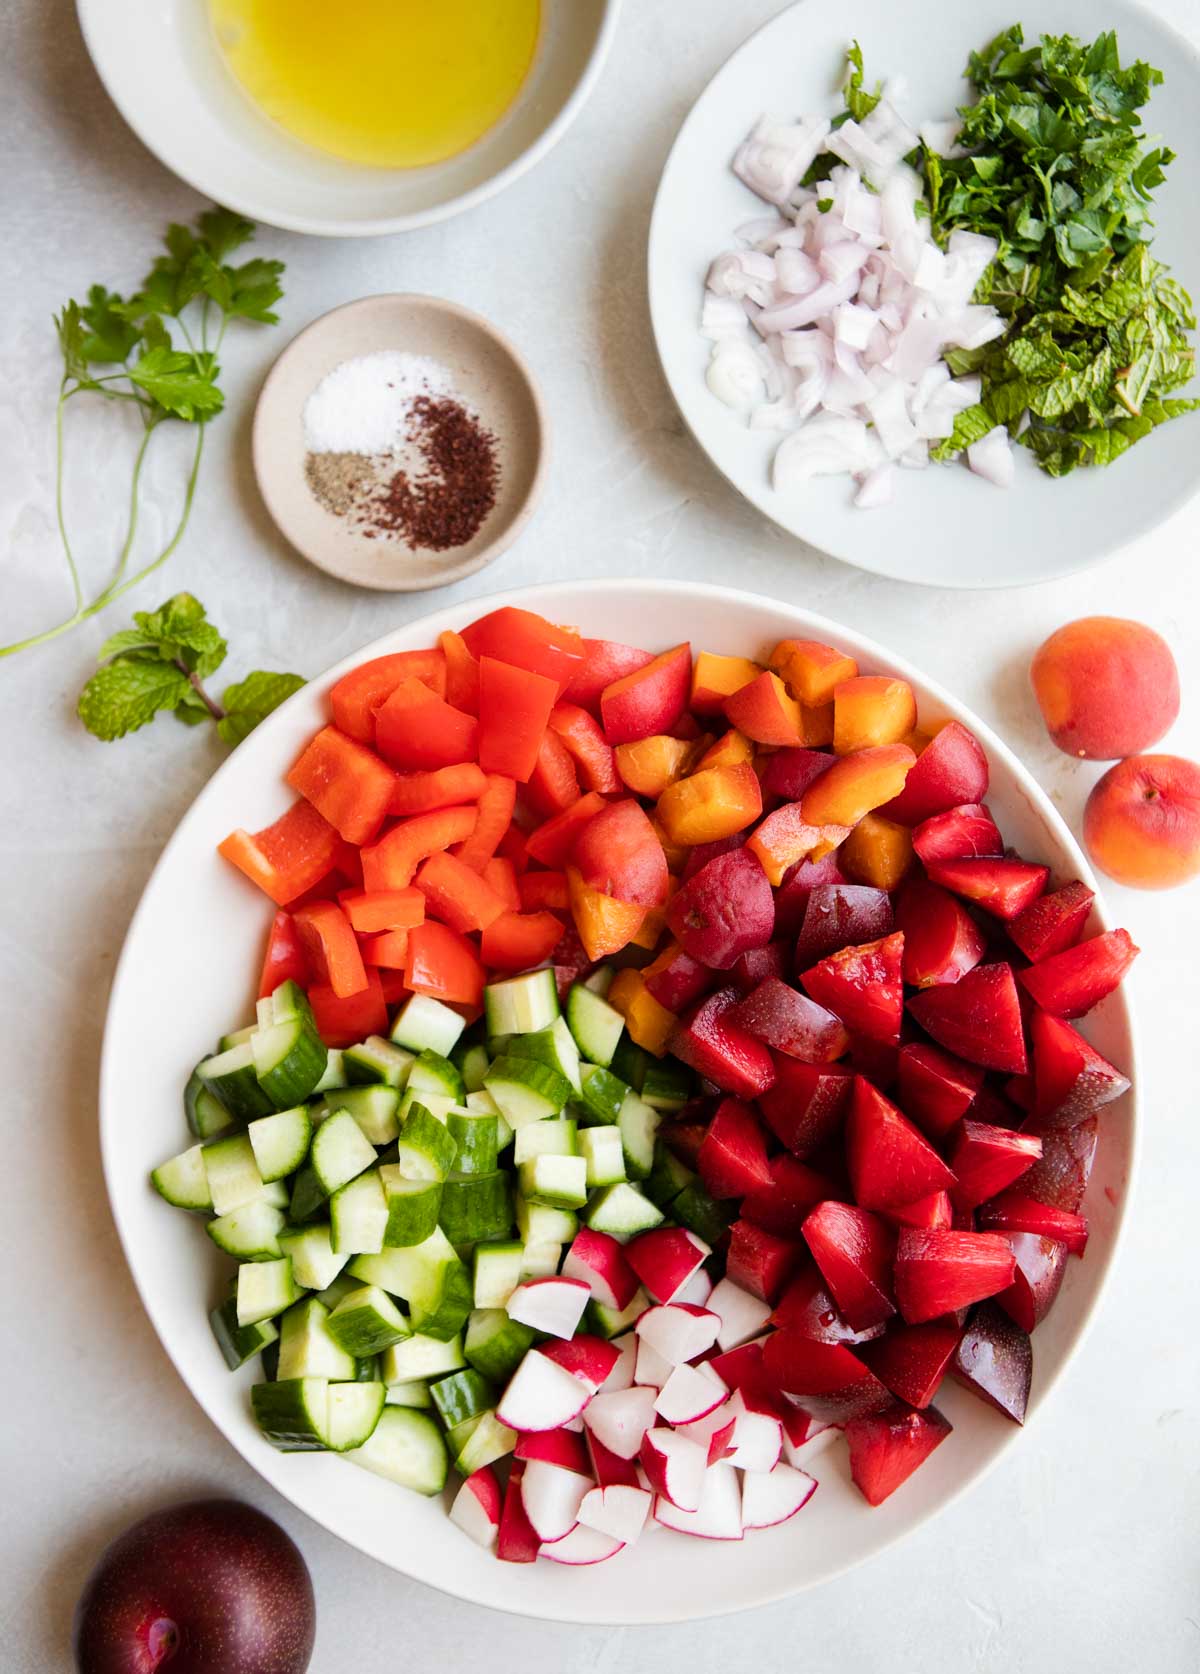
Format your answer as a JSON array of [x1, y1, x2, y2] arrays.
[[610, 1034, 649, 1093], [467, 1089, 513, 1151], [236, 1258, 300, 1326], [252, 1015, 328, 1109], [571, 1063, 630, 1127], [520, 1240, 563, 1279], [314, 1271, 360, 1312], [207, 1198, 286, 1261], [353, 1353, 380, 1382], [583, 966, 615, 998], [328, 1285, 411, 1357], [210, 1294, 278, 1370], [438, 1171, 512, 1246], [399, 1049, 465, 1115], [486, 1034, 513, 1060], [579, 1126, 626, 1187], [451, 1040, 491, 1094], [277, 1297, 357, 1381], [641, 1057, 694, 1112], [269, 980, 315, 1025], [311, 1085, 401, 1146], [330, 1168, 388, 1255], [247, 1106, 312, 1182], [645, 1141, 696, 1208], [390, 994, 466, 1058], [311, 1109, 377, 1195], [278, 1223, 348, 1292], [484, 1056, 571, 1129], [197, 1040, 275, 1121], [518, 1155, 588, 1210], [586, 1285, 651, 1339], [257, 1179, 291, 1209], [566, 983, 625, 1068], [203, 1133, 264, 1215], [151, 1143, 212, 1212], [287, 1165, 327, 1224], [454, 1411, 518, 1476], [408, 1256, 474, 1341], [445, 1106, 498, 1176], [381, 1332, 465, 1383], [379, 1168, 443, 1248], [325, 1381, 386, 1452], [430, 1367, 494, 1429], [394, 1104, 458, 1181], [219, 1024, 257, 1050], [445, 1411, 484, 1459], [184, 1071, 233, 1140], [347, 1226, 458, 1300], [346, 1405, 448, 1495], [618, 1092, 660, 1181], [515, 1194, 578, 1246], [311, 1048, 348, 1094], [507, 1017, 582, 1094], [344, 1035, 416, 1089], [252, 1377, 328, 1451], [484, 968, 560, 1037], [583, 1182, 664, 1242], [472, 1239, 524, 1309], [464, 1307, 536, 1383], [672, 1182, 735, 1246], [514, 1118, 578, 1164], [385, 1379, 432, 1409]]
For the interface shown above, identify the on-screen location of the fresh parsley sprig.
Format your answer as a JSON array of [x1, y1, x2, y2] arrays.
[[3, 207, 284, 658], [78, 593, 304, 746]]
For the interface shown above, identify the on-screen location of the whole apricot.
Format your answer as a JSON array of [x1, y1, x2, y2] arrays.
[[1083, 754, 1200, 889], [1031, 616, 1179, 759]]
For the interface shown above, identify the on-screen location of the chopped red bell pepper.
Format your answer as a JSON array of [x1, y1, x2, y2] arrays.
[[406, 920, 485, 1006], [308, 968, 389, 1047], [524, 791, 607, 868], [454, 774, 518, 871], [330, 649, 446, 741], [496, 823, 529, 874], [482, 857, 522, 911], [338, 888, 426, 934], [564, 638, 655, 713], [439, 629, 480, 715], [361, 805, 479, 890], [219, 799, 340, 907], [548, 702, 621, 793], [375, 678, 478, 771], [293, 901, 368, 998], [518, 870, 570, 912], [388, 762, 487, 817], [360, 929, 411, 969], [286, 725, 397, 847], [257, 910, 312, 999], [378, 968, 410, 1006], [416, 850, 510, 934], [481, 910, 565, 972], [477, 658, 558, 782], [527, 728, 580, 817], [461, 607, 584, 697], [330, 838, 364, 889]]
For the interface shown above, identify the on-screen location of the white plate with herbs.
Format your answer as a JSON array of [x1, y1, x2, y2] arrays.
[[648, 0, 1200, 588]]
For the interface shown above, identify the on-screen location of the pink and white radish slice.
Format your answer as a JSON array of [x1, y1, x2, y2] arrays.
[[449, 1467, 502, 1549], [578, 1484, 653, 1547], [653, 1461, 744, 1541], [539, 1525, 625, 1566], [561, 1227, 641, 1312], [635, 1302, 722, 1366], [497, 1350, 591, 1433], [702, 1279, 772, 1352], [624, 1227, 711, 1304], [506, 1277, 590, 1339], [583, 1386, 658, 1460], [539, 1333, 620, 1394], [654, 1363, 728, 1427], [741, 1464, 818, 1530], [640, 1429, 709, 1513], [521, 1460, 593, 1544]]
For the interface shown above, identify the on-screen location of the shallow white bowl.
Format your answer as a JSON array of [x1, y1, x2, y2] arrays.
[[101, 580, 1137, 1622], [648, 0, 1200, 587], [76, 0, 620, 236]]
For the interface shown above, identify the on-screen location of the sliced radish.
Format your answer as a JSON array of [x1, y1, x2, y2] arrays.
[[514, 1428, 591, 1474], [625, 1227, 711, 1303], [678, 1397, 736, 1458], [506, 1276, 590, 1339], [586, 1430, 642, 1489], [563, 1413, 585, 1434], [634, 1335, 674, 1389], [562, 1227, 640, 1311], [655, 1363, 728, 1426], [782, 1421, 838, 1469], [675, 1267, 714, 1306], [636, 1302, 722, 1366], [578, 1483, 653, 1546], [539, 1525, 625, 1565], [653, 1461, 744, 1540], [741, 1463, 818, 1529], [641, 1428, 708, 1513], [497, 1350, 590, 1433], [540, 1333, 620, 1393], [449, 1467, 502, 1549], [521, 1460, 592, 1544], [497, 1467, 540, 1564], [725, 1395, 783, 1473], [583, 1386, 658, 1460], [707, 1277, 773, 1351], [601, 1332, 636, 1393]]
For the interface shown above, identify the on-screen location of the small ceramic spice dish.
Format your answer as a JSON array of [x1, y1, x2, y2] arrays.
[[252, 294, 547, 592]]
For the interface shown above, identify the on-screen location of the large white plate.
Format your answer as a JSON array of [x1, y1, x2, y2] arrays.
[[101, 580, 1137, 1622], [648, 0, 1200, 588]]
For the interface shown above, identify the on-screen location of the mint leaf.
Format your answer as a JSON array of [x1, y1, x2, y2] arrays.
[[129, 593, 228, 676], [218, 670, 306, 745], [128, 347, 224, 421], [77, 659, 192, 740]]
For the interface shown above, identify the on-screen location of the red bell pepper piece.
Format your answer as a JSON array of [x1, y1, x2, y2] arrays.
[[360, 929, 411, 969], [219, 799, 339, 907], [600, 643, 692, 745], [293, 901, 368, 999], [518, 870, 570, 912], [572, 800, 669, 907], [308, 968, 389, 1047], [330, 650, 446, 741], [406, 921, 485, 1007], [378, 968, 409, 1006], [496, 824, 529, 874], [286, 725, 397, 847], [477, 658, 558, 782], [461, 607, 584, 697], [257, 910, 312, 999], [547, 702, 621, 793], [454, 774, 518, 872], [438, 629, 480, 715], [330, 838, 363, 889], [564, 638, 655, 713], [481, 910, 565, 972], [388, 763, 487, 817], [483, 857, 522, 911], [361, 805, 478, 890], [526, 728, 580, 818], [338, 888, 425, 934], [524, 791, 607, 868], [375, 678, 478, 771], [416, 850, 510, 934]]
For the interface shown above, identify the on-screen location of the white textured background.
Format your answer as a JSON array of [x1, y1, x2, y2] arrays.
[[3, 1, 1199, 1668]]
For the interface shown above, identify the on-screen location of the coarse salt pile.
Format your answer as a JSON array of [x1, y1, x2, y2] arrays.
[[303, 351, 458, 456], [701, 88, 1014, 506]]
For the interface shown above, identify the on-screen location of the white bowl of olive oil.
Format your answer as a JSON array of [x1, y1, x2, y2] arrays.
[[76, 0, 621, 236]]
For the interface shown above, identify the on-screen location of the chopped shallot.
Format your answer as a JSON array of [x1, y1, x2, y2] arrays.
[[967, 425, 1016, 487]]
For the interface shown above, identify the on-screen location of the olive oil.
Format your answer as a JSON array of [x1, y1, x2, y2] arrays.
[[209, 0, 540, 170]]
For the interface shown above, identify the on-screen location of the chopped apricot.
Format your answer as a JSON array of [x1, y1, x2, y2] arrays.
[[656, 762, 763, 846], [608, 968, 676, 1057], [690, 652, 762, 716], [769, 638, 858, 707], [615, 735, 697, 798], [833, 676, 918, 754], [801, 744, 916, 829], [840, 812, 915, 890]]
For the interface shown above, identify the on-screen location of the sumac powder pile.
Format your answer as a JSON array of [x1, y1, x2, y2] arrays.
[[367, 395, 499, 550]]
